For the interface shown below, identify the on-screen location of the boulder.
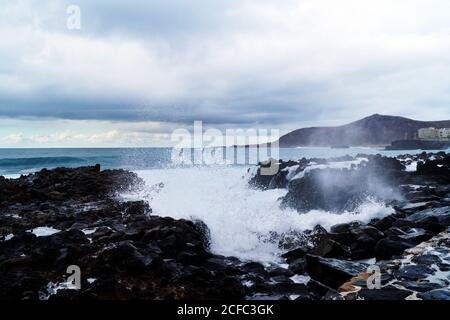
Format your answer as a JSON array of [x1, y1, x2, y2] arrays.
[[281, 247, 308, 263], [355, 286, 412, 300], [304, 254, 367, 289], [374, 236, 415, 260], [417, 289, 450, 300]]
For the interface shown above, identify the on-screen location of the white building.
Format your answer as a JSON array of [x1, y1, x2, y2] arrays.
[[418, 127, 450, 141]]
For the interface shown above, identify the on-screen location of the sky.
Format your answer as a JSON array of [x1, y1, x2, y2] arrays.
[[1, 0, 450, 147]]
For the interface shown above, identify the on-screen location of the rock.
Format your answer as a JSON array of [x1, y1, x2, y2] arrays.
[[397, 228, 434, 244], [393, 265, 434, 281], [203, 258, 229, 271], [304, 254, 367, 289], [408, 207, 450, 226], [242, 262, 266, 274], [417, 289, 450, 300], [95, 241, 152, 274], [351, 225, 385, 240], [288, 258, 305, 274], [192, 220, 211, 250], [267, 267, 294, 278], [281, 156, 403, 213], [355, 286, 412, 300], [307, 279, 335, 297], [281, 247, 307, 263], [374, 236, 415, 260], [399, 281, 442, 293], [373, 215, 398, 231], [269, 282, 311, 298], [311, 238, 351, 258], [330, 222, 361, 234]]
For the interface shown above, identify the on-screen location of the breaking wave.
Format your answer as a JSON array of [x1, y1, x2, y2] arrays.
[[124, 166, 394, 264]]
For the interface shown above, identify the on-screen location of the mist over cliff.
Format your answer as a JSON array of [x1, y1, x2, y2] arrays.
[[279, 114, 450, 147]]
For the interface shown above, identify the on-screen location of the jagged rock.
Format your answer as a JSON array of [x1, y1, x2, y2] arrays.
[[372, 215, 398, 231], [281, 247, 308, 263], [307, 279, 338, 298], [355, 286, 412, 300], [399, 281, 442, 293], [330, 222, 362, 234], [311, 238, 351, 258], [304, 254, 367, 289], [288, 258, 305, 274], [417, 289, 450, 300], [408, 207, 450, 228], [397, 228, 434, 244], [393, 265, 434, 281], [374, 236, 415, 260]]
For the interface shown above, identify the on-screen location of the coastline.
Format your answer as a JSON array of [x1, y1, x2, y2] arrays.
[[1, 151, 450, 300]]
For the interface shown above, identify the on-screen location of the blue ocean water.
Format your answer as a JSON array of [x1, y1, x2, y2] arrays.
[[0, 147, 443, 177]]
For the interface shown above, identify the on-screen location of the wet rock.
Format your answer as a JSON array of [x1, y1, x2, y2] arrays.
[[355, 286, 412, 300], [288, 258, 305, 274], [242, 262, 266, 274], [307, 279, 335, 297], [203, 257, 229, 271], [330, 222, 362, 234], [393, 265, 434, 281], [417, 289, 450, 300], [281, 156, 404, 213], [304, 254, 367, 289], [373, 215, 398, 231], [311, 238, 351, 258], [267, 267, 294, 278], [281, 247, 308, 263], [399, 281, 442, 293], [95, 241, 152, 274], [374, 236, 415, 260], [408, 207, 450, 226], [397, 228, 434, 244]]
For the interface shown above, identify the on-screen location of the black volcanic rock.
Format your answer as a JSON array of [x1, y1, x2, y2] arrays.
[[0, 166, 247, 300], [278, 114, 450, 147], [280, 158, 403, 212], [304, 254, 367, 289], [374, 236, 415, 260]]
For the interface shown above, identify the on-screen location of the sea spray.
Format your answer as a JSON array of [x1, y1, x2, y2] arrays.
[[123, 166, 394, 264]]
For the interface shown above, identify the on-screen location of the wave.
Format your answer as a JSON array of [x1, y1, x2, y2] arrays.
[[0, 155, 122, 169], [122, 166, 394, 264], [0, 156, 87, 167]]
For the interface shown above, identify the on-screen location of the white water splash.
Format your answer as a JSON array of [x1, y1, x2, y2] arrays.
[[124, 166, 393, 264], [290, 157, 368, 181], [27, 227, 61, 237]]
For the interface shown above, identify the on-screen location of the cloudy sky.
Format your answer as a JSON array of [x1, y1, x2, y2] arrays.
[[1, 0, 450, 147]]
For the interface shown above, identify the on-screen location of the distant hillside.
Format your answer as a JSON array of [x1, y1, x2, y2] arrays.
[[279, 114, 450, 147]]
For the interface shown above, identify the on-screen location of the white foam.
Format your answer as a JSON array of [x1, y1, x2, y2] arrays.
[[124, 166, 393, 264], [405, 161, 418, 172], [39, 281, 78, 300], [282, 165, 300, 181], [87, 278, 97, 284], [81, 227, 97, 235], [290, 158, 368, 181], [27, 227, 61, 237], [290, 274, 310, 284], [2, 234, 14, 241]]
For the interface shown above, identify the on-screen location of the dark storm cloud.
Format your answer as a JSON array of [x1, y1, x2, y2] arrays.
[[1, 0, 450, 129]]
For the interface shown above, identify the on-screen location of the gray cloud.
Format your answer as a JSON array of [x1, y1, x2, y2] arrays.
[[1, 0, 450, 132]]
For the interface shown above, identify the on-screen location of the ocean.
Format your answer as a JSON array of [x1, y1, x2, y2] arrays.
[[1, 147, 446, 263], [0, 147, 425, 177]]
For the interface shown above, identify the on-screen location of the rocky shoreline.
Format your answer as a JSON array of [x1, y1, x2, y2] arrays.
[[249, 151, 450, 299], [1, 152, 450, 300]]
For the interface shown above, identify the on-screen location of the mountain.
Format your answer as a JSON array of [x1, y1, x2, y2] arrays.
[[278, 114, 450, 147]]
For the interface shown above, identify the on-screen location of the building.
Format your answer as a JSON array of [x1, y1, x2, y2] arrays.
[[418, 127, 450, 141]]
